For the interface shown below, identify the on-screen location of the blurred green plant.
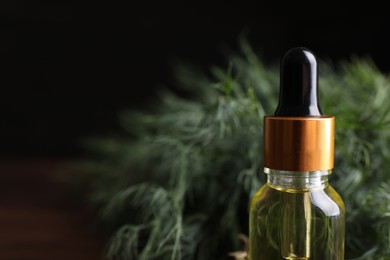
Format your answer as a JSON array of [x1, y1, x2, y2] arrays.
[[79, 39, 390, 260]]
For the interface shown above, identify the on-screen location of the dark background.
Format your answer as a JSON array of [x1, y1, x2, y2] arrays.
[[1, 3, 389, 157]]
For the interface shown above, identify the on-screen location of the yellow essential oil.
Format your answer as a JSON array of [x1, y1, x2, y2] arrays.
[[249, 170, 345, 259]]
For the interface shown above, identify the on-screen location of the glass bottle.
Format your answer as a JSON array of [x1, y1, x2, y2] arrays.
[[249, 47, 345, 260], [249, 168, 345, 259]]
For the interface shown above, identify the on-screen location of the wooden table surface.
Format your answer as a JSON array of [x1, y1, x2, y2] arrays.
[[0, 158, 105, 260]]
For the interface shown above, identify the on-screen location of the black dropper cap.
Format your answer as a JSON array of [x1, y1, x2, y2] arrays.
[[274, 47, 323, 116]]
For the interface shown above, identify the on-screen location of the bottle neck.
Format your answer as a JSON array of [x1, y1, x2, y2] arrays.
[[265, 167, 331, 192]]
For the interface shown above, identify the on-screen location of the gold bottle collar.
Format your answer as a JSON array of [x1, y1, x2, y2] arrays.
[[264, 116, 335, 171]]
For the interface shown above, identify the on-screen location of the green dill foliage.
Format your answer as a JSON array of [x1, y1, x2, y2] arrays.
[[81, 41, 390, 260]]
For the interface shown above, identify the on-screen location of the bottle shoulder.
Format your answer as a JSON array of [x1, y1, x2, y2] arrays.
[[250, 183, 345, 217], [311, 185, 345, 216]]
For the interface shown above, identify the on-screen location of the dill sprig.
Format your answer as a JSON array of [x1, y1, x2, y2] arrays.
[[79, 40, 390, 259]]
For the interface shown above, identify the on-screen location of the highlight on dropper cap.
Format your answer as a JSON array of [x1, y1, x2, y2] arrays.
[[274, 47, 322, 116]]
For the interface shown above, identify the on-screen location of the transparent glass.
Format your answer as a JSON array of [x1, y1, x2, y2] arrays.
[[249, 168, 345, 260]]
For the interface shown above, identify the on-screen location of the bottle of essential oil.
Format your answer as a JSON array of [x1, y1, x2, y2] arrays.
[[249, 48, 345, 260]]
